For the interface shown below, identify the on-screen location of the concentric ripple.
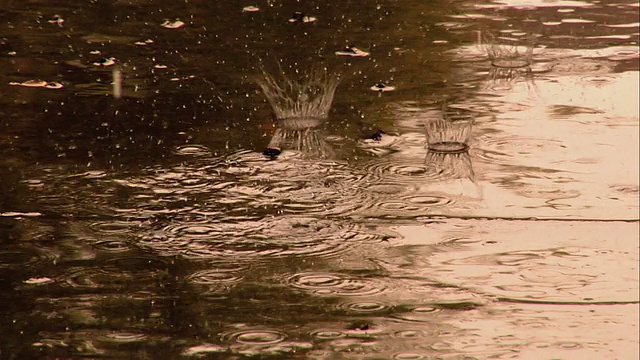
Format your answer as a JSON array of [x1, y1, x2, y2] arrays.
[[61, 257, 169, 291], [186, 265, 245, 296], [99, 331, 148, 343], [338, 301, 390, 314], [220, 328, 311, 356], [284, 272, 388, 296], [174, 144, 212, 157], [145, 216, 383, 261]]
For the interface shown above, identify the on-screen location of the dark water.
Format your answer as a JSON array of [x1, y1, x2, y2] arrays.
[[1, 0, 638, 359]]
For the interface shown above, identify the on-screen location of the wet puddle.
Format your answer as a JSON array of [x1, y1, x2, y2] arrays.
[[0, 0, 638, 358]]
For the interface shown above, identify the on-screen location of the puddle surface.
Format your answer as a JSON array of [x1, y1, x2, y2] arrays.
[[0, 0, 638, 358]]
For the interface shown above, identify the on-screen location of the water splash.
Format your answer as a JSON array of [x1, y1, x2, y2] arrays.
[[424, 104, 475, 153], [256, 68, 340, 121], [257, 67, 340, 157], [480, 31, 536, 69]]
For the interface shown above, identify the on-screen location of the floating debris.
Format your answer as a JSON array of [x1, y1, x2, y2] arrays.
[[370, 83, 396, 92], [288, 12, 317, 23], [242, 6, 260, 12], [335, 46, 369, 57], [9, 80, 63, 89], [92, 57, 116, 67], [161, 18, 185, 29], [7, 51, 16, 56], [153, 64, 168, 69], [48, 14, 64, 26], [89, 50, 101, 55]]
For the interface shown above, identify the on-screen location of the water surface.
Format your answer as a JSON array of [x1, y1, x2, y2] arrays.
[[0, 0, 638, 359]]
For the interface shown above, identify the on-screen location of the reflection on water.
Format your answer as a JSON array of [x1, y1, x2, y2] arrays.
[[257, 67, 339, 158], [0, 0, 638, 358]]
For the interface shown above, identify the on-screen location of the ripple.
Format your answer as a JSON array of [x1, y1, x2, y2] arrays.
[[62, 268, 128, 290], [0, 248, 55, 270], [491, 59, 531, 69], [360, 160, 428, 180], [392, 306, 441, 322], [340, 301, 390, 313], [61, 257, 168, 290], [188, 269, 243, 284], [156, 217, 383, 261], [426, 221, 639, 303], [311, 330, 346, 340], [164, 223, 221, 239], [284, 272, 388, 296], [221, 329, 286, 345], [182, 343, 226, 356], [357, 192, 456, 219], [220, 328, 312, 356], [474, 135, 566, 164], [174, 145, 212, 157], [92, 240, 131, 252], [100, 332, 147, 343], [186, 266, 245, 296], [392, 330, 427, 339], [393, 353, 426, 360], [579, 75, 617, 85], [611, 184, 639, 196]]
